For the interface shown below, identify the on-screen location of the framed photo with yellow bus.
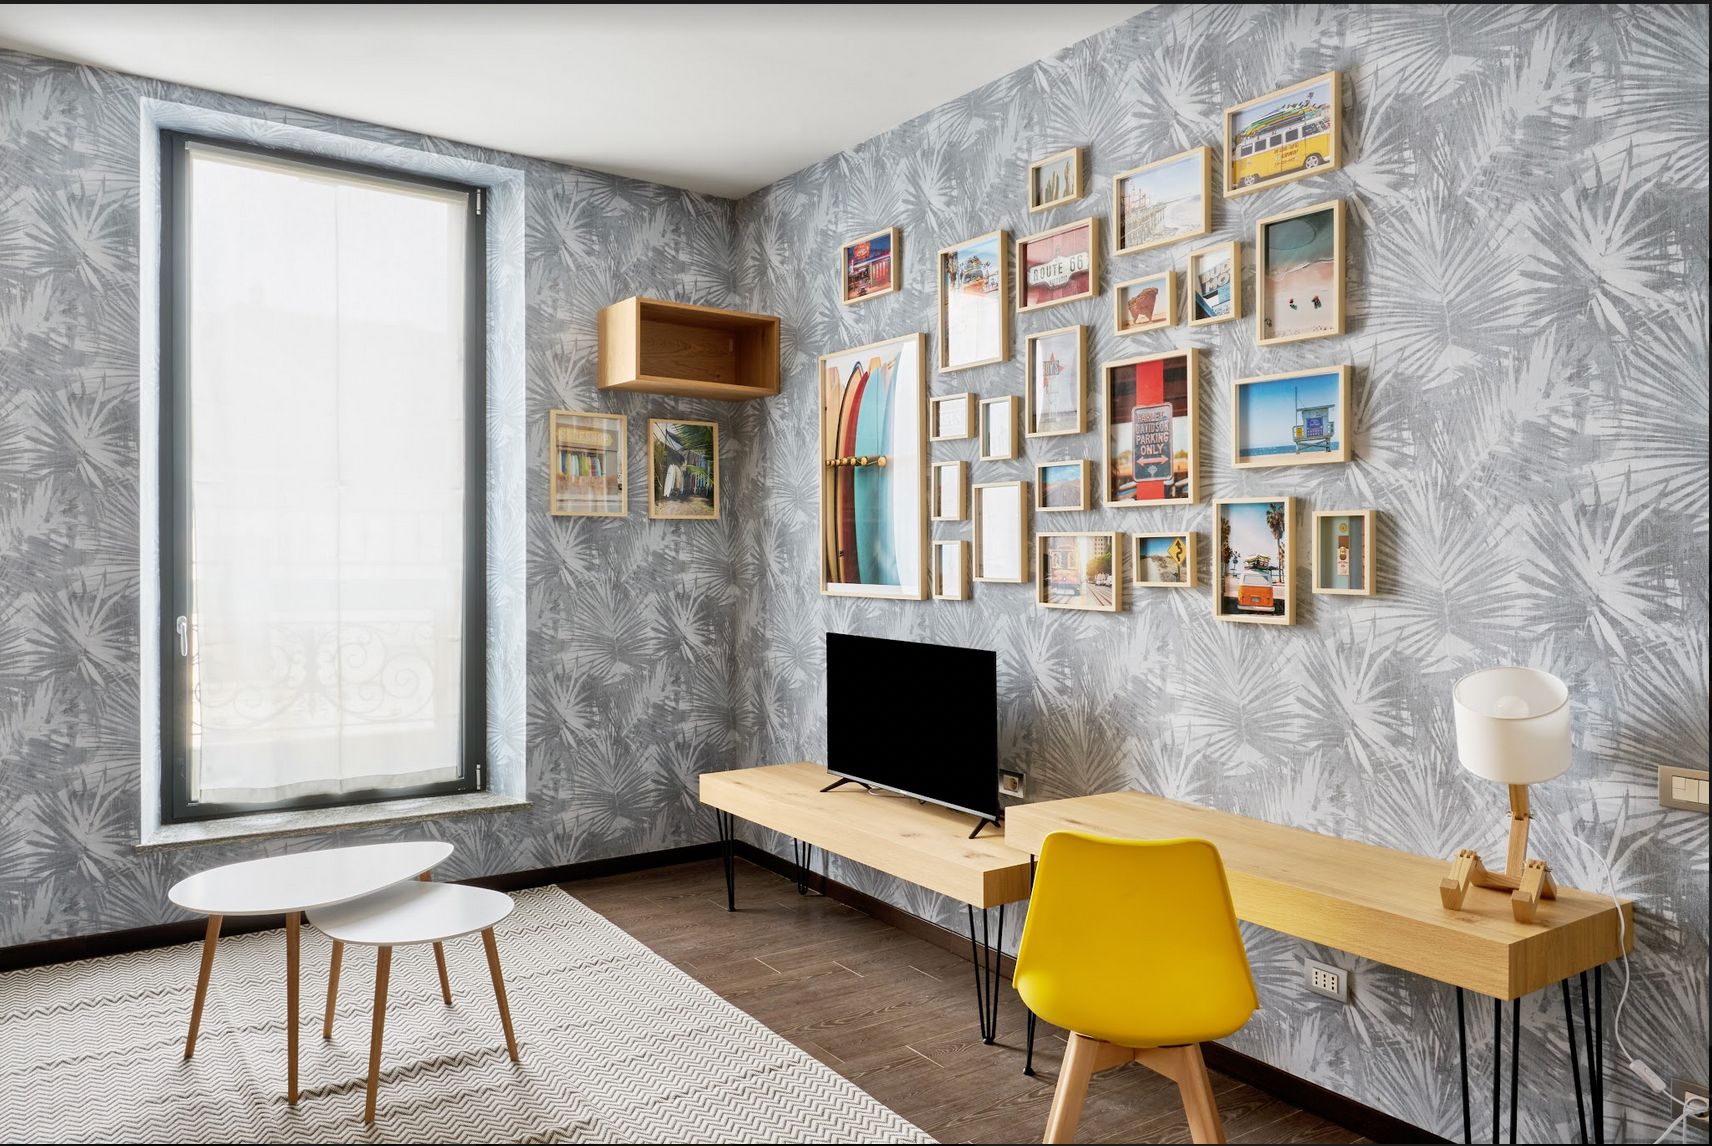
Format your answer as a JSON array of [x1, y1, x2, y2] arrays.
[[1224, 71, 1342, 197]]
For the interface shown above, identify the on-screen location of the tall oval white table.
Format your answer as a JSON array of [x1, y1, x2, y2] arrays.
[[167, 840, 455, 1105]]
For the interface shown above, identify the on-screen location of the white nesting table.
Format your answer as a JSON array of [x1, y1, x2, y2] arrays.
[[167, 840, 454, 1104], [311, 882, 519, 1122]]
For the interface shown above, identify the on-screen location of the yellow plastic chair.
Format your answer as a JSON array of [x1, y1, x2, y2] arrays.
[[1014, 831, 1259, 1144]]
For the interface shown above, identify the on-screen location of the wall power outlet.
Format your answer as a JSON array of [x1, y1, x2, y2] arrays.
[[1305, 958, 1351, 1002], [1670, 1077, 1709, 1129]]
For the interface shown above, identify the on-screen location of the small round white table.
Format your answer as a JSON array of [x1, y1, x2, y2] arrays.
[[167, 840, 455, 1104], [309, 881, 519, 1122]]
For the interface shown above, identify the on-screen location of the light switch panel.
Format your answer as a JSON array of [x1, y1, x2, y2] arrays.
[[1658, 766, 1710, 813]]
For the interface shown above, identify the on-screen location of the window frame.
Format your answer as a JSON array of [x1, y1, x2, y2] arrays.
[[158, 129, 488, 824]]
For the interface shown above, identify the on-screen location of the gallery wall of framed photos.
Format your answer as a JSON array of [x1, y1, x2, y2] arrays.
[[725, 7, 1709, 1143]]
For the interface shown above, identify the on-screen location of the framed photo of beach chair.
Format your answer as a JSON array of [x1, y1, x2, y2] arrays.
[[1255, 199, 1345, 346], [1224, 71, 1343, 198], [819, 333, 928, 599]]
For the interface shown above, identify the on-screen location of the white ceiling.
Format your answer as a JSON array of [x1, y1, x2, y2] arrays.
[[0, 3, 1145, 198]]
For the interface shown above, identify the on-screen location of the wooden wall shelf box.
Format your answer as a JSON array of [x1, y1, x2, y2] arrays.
[[598, 296, 781, 400]]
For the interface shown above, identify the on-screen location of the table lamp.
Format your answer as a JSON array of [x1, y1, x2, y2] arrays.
[[1439, 666, 1571, 923]]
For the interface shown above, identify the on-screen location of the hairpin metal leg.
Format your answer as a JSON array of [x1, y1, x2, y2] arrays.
[[1455, 987, 1471, 1144], [1593, 965, 1604, 1145], [791, 838, 813, 895], [1491, 997, 1502, 1146], [1562, 978, 1587, 1144], [1508, 996, 1520, 1144], [965, 904, 1004, 1044], [1025, 1009, 1037, 1076], [716, 810, 735, 911]]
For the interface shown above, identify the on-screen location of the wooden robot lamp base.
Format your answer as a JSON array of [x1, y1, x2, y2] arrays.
[[1439, 784, 1557, 923]]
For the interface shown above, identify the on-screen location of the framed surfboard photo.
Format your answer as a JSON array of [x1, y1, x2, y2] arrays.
[[819, 333, 929, 600]]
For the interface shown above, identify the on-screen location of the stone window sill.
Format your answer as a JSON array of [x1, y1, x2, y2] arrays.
[[135, 790, 531, 852]]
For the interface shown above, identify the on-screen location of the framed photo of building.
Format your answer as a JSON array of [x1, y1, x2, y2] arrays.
[[1024, 325, 1086, 438], [1111, 147, 1211, 255], [1187, 241, 1242, 327], [841, 226, 900, 305], [647, 418, 719, 520], [1028, 146, 1083, 212], [979, 395, 1020, 461], [1115, 271, 1177, 335], [1312, 509, 1376, 596], [1132, 531, 1195, 588], [548, 409, 626, 517], [819, 333, 928, 599], [1225, 71, 1342, 198], [931, 460, 968, 522], [933, 539, 971, 601], [1018, 217, 1099, 313], [1256, 198, 1345, 346], [937, 230, 1010, 371], [1232, 365, 1350, 469], [1036, 531, 1122, 613], [1034, 459, 1091, 513], [972, 480, 1029, 583], [1102, 349, 1199, 507], [1214, 497, 1296, 625], [929, 392, 976, 441]]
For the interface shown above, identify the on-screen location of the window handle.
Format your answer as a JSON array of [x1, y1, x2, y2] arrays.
[[175, 615, 189, 657]]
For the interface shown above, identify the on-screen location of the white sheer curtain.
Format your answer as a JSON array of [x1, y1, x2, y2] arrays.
[[185, 144, 470, 804]]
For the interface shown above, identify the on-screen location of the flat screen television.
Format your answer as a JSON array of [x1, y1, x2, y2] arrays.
[[825, 632, 1000, 823]]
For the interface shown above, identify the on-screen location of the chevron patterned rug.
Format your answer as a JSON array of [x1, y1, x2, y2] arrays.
[[0, 885, 932, 1144]]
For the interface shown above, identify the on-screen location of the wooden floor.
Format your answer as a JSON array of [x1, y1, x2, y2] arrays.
[[568, 858, 1363, 1145]]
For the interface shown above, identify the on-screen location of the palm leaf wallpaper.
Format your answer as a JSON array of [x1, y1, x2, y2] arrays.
[[0, 4, 1707, 1141], [729, 6, 1707, 1142]]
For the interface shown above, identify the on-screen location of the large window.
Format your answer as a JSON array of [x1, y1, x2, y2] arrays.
[[159, 132, 486, 822]]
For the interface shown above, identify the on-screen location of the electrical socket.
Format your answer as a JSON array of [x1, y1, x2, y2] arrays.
[[1670, 1077, 1709, 1129], [1305, 958, 1350, 1002]]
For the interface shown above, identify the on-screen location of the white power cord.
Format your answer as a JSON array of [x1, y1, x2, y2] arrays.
[[1653, 1095, 1709, 1144]]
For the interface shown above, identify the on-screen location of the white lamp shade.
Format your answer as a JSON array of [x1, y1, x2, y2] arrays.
[[1452, 667, 1572, 786]]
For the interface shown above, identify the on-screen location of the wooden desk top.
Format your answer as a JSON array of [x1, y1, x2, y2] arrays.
[[700, 763, 1033, 907], [1006, 791, 1632, 999]]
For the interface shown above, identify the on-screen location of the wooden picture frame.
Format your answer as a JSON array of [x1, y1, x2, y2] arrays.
[[1101, 348, 1200, 507], [933, 539, 971, 601], [1028, 146, 1084, 212], [819, 333, 928, 600], [1034, 459, 1091, 513], [1225, 71, 1342, 198], [1111, 147, 1212, 255], [646, 418, 719, 520], [548, 409, 627, 517], [931, 460, 968, 522], [1017, 217, 1100, 313], [929, 392, 976, 441], [1115, 271, 1178, 335], [1213, 496, 1296, 625], [1036, 531, 1123, 612], [1187, 241, 1242, 327], [840, 226, 900, 305], [937, 230, 1010, 372], [1024, 324, 1086, 438], [979, 395, 1020, 461], [1255, 198, 1345, 346], [972, 480, 1029, 583], [1231, 365, 1351, 469], [1132, 531, 1196, 588], [1312, 509, 1376, 596]]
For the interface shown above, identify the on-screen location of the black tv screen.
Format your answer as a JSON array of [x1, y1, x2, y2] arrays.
[[826, 633, 999, 820]]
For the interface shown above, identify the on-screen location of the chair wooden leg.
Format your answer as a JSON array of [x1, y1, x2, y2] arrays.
[[365, 946, 392, 1123], [323, 940, 343, 1040], [285, 911, 300, 1105], [419, 872, 453, 1004], [184, 914, 221, 1059], [1134, 1044, 1227, 1144], [1044, 1031, 1104, 1143], [480, 927, 519, 1062]]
